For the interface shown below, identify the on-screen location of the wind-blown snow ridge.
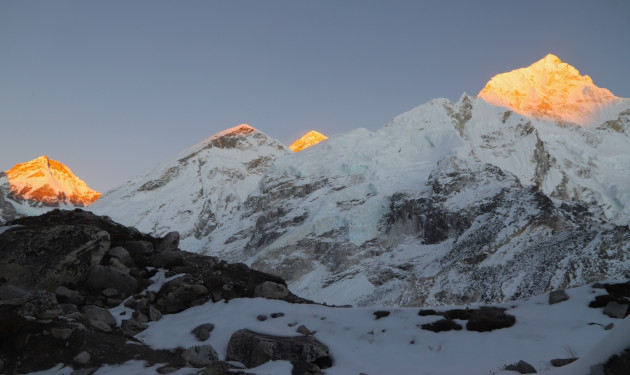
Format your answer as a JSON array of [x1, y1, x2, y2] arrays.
[[478, 53, 627, 126]]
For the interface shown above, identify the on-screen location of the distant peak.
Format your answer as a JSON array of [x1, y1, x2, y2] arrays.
[[212, 124, 258, 139], [5, 156, 100, 206], [289, 130, 328, 152], [478, 54, 619, 126]]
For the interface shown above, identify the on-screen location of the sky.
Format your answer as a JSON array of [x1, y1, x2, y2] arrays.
[[1, 0, 629, 193]]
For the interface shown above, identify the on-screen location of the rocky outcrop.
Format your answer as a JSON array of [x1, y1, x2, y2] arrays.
[[0, 209, 317, 374], [226, 329, 332, 373]]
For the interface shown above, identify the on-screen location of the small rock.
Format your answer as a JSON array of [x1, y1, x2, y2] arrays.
[[551, 358, 577, 367], [257, 314, 268, 321], [271, 312, 285, 318], [38, 308, 62, 319], [254, 281, 289, 299], [603, 301, 629, 319], [88, 319, 112, 333], [192, 323, 215, 341], [51, 327, 73, 340], [505, 360, 536, 374], [549, 290, 569, 305], [73, 351, 91, 365], [181, 344, 219, 367], [297, 325, 315, 335], [133, 311, 149, 323], [373, 310, 390, 320], [605, 322, 615, 330]]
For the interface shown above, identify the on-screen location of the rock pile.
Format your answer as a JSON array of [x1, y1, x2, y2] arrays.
[[0, 209, 327, 374]]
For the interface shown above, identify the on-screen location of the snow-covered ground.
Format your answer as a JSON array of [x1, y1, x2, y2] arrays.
[[29, 283, 630, 375]]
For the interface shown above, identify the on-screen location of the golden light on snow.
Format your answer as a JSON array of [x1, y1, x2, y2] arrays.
[[6, 155, 101, 206], [478, 53, 619, 126], [289, 130, 328, 152]]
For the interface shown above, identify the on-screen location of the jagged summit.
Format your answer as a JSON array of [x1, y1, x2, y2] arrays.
[[5, 155, 100, 206], [478, 53, 621, 126], [289, 130, 328, 152]]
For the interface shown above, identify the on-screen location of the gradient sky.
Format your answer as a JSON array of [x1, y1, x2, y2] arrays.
[[2, 0, 629, 193]]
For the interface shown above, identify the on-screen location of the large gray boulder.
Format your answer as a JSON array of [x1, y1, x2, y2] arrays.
[[181, 345, 219, 367], [155, 277, 210, 314], [86, 265, 137, 298], [226, 329, 332, 370]]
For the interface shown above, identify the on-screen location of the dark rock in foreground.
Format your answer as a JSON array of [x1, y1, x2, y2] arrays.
[[0, 209, 316, 374]]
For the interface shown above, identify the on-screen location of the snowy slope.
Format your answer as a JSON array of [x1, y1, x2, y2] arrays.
[[29, 282, 630, 375], [90, 124, 290, 251]]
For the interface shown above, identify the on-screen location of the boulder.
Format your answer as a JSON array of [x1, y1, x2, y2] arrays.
[[80, 305, 116, 328], [505, 360, 536, 373], [181, 344, 219, 367], [73, 351, 91, 365], [226, 329, 332, 369], [548, 289, 569, 305], [121, 318, 149, 336], [421, 319, 463, 332], [191, 323, 215, 341], [124, 241, 154, 264], [551, 358, 577, 367], [0, 284, 30, 300], [254, 281, 289, 299], [155, 277, 210, 314], [54, 286, 85, 306], [106, 247, 134, 267], [466, 307, 516, 332], [603, 301, 629, 319], [86, 265, 137, 298], [157, 231, 180, 253]]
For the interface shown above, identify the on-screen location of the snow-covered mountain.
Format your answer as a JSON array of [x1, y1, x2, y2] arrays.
[[90, 124, 290, 245], [0, 155, 101, 224], [92, 55, 630, 307]]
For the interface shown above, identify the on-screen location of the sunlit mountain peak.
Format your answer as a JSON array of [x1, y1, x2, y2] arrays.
[[5, 156, 100, 206], [478, 53, 620, 126], [289, 130, 328, 152]]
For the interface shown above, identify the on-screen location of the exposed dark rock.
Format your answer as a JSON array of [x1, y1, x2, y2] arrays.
[[86, 265, 137, 298], [604, 347, 630, 375], [191, 323, 215, 341], [505, 360, 537, 373], [155, 277, 210, 314], [550, 357, 577, 367], [80, 305, 116, 330], [157, 231, 180, 253], [254, 281, 289, 299], [466, 307, 516, 332], [297, 325, 315, 336], [226, 329, 332, 370], [124, 241, 154, 265], [549, 289, 569, 305], [105, 247, 134, 267], [73, 351, 91, 365], [121, 318, 148, 336], [181, 344, 219, 367], [421, 319, 463, 332], [603, 301, 629, 319], [0, 284, 30, 301], [152, 250, 184, 268], [257, 314, 268, 321], [271, 312, 285, 318], [373, 310, 390, 320], [55, 285, 85, 306]]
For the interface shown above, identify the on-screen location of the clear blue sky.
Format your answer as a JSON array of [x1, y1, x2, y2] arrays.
[[1, 0, 629, 193]]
